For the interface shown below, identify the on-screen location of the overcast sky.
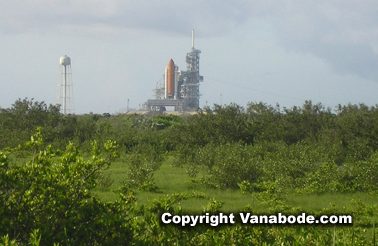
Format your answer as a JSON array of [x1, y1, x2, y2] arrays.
[[1, 0, 378, 114]]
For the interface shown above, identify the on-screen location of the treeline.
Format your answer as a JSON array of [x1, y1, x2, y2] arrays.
[[2, 98, 378, 193], [2, 99, 378, 189], [169, 102, 378, 193], [3, 98, 378, 157]]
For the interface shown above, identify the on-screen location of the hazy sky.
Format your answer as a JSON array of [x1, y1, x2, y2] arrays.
[[1, 1, 378, 114]]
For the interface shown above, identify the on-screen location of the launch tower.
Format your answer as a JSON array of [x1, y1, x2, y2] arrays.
[[181, 29, 202, 108], [144, 30, 203, 112]]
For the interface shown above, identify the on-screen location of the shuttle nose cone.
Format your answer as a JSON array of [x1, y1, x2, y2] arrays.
[[168, 59, 174, 67]]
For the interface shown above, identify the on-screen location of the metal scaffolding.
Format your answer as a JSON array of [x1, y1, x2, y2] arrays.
[[143, 30, 203, 112]]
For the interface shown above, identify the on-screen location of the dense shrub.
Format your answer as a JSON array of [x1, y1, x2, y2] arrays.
[[2, 98, 378, 244]]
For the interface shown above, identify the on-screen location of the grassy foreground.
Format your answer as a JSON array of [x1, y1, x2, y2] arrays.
[[94, 156, 378, 214]]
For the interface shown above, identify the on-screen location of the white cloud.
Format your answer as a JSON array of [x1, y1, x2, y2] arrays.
[[2, 0, 378, 112], [266, 1, 378, 80]]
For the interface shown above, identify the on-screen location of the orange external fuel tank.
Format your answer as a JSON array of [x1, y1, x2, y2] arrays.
[[166, 59, 175, 97]]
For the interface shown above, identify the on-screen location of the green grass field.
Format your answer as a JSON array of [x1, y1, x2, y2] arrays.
[[94, 156, 378, 215]]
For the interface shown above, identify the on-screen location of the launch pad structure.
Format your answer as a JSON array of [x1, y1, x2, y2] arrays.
[[143, 30, 203, 112]]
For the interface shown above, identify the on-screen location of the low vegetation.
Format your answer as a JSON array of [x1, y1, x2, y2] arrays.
[[1, 98, 378, 245]]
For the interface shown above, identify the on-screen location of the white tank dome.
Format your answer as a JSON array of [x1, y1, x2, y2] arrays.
[[60, 55, 71, 65]]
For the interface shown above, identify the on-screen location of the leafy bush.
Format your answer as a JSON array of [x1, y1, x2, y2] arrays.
[[124, 144, 163, 191], [186, 142, 263, 189], [0, 130, 135, 245]]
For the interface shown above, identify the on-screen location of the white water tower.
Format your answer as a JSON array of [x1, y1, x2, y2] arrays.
[[57, 55, 74, 114]]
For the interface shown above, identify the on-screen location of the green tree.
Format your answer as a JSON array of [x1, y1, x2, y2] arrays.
[[0, 130, 135, 245], [0, 98, 61, 149]]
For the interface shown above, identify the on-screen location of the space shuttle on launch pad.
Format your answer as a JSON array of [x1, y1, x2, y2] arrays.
[[144, 30, 203, 112]]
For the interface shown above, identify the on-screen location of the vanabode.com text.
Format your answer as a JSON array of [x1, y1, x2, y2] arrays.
[[161, 213, 352, 226]]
